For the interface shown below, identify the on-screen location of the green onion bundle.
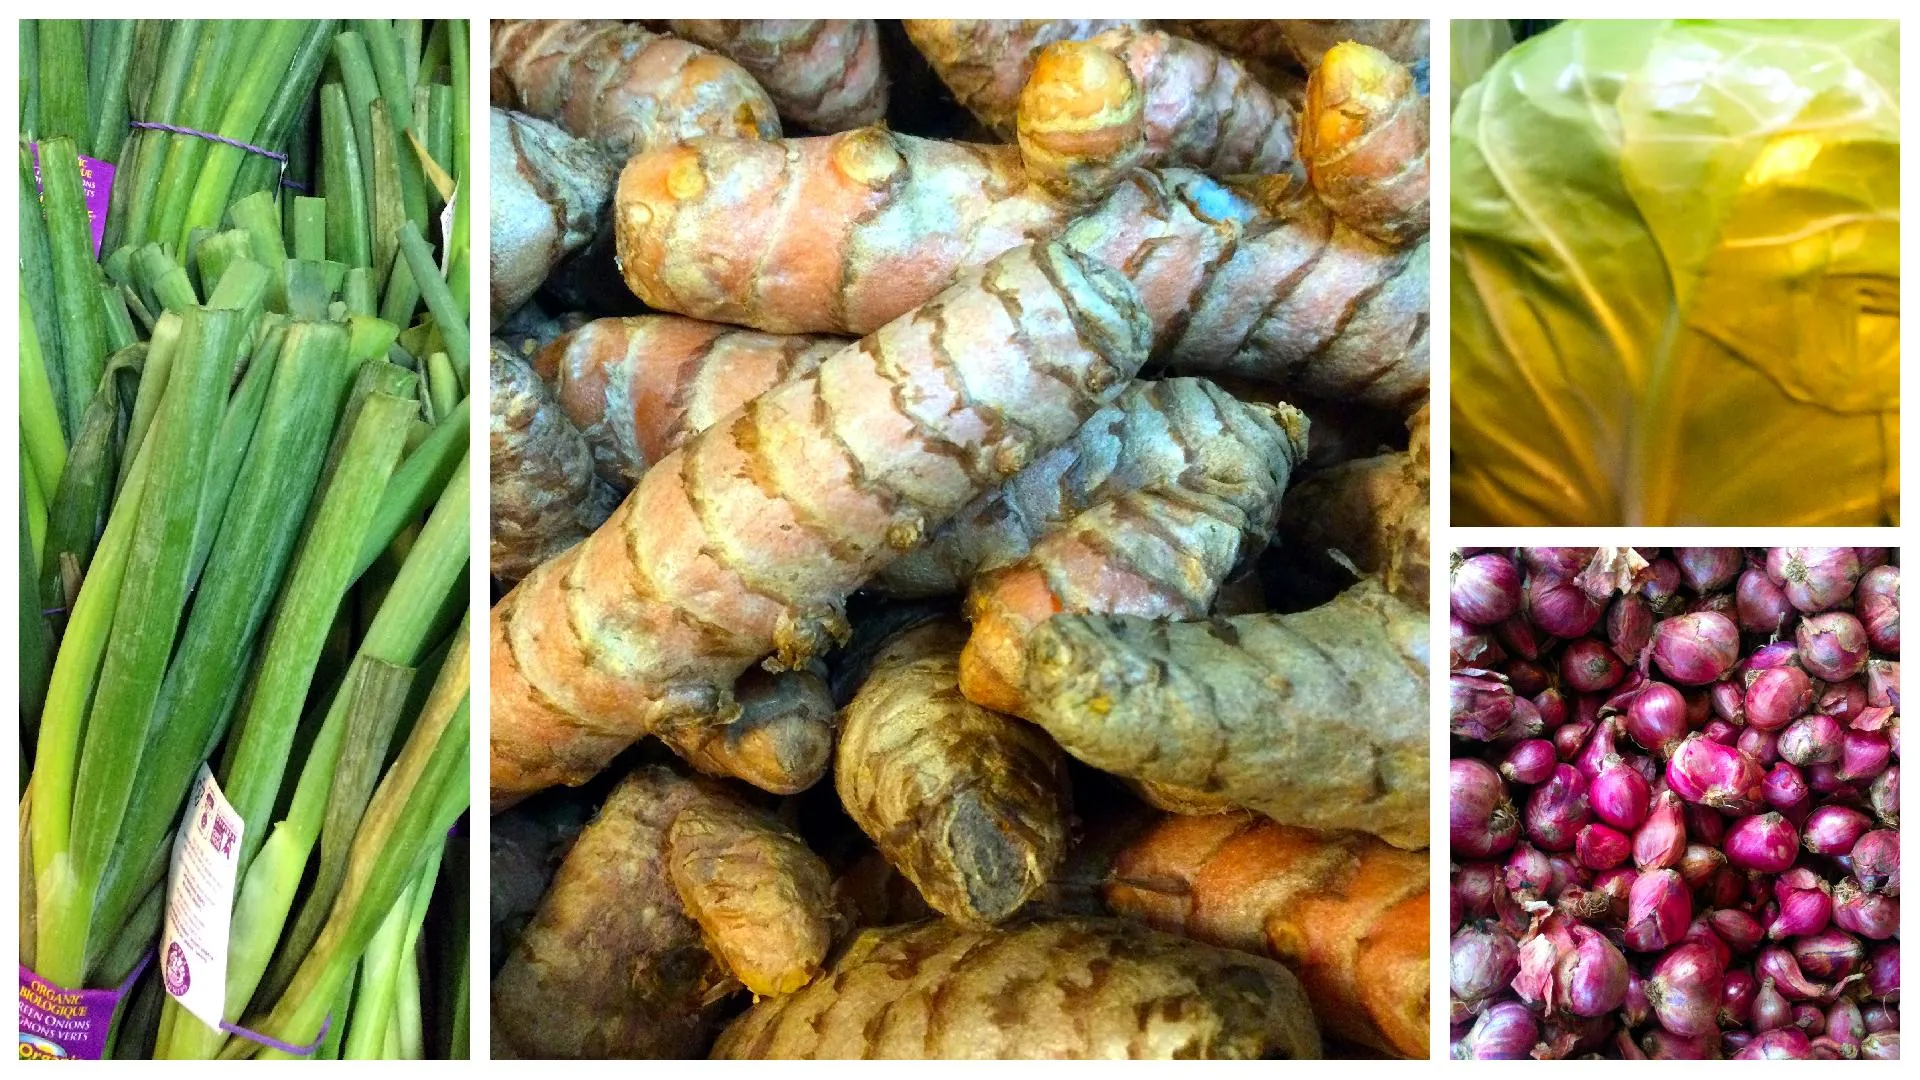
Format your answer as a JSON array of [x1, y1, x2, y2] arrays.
[[20, 19, 470, 1062]]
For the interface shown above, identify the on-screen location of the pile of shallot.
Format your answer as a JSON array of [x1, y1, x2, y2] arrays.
[[1450, 548, 1899, 1060]]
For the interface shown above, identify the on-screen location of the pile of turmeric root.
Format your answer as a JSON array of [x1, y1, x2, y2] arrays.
[[488, 18, 1432, 1060]]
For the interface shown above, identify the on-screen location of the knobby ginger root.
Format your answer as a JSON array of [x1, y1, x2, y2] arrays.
[[489, 110, 616, 326], [1168, 19, 1431, 73], [490, 241, 1151, 806], [902, 19, 1148, 138], [1301, 42, 1430, 246], [617, 131, 1426, 409], [490, 20, 779, 157], [1281, 403, 1429, 606], [1022, 578, 1430, 849], [492, 767, 730, 1059], [533, 315, 844, 489], [665, 798, 834, 997], [653, 665, 836, 796], [711, 918, 1322, 1059], [668, 20, 889, 133], [836, 621, 1071, 926], [958, 387, 1309, 714], [1017, 29, 1302, 206], [1107, 812, 1430, 1058], [489, 343, 620, 582]]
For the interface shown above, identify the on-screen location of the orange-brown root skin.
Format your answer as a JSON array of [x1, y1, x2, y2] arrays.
[[1302, 42, 1430, 246], [669, 20, 889, 132], [1107, 812, 1430, 1058], [490, 242, 1150, 806]]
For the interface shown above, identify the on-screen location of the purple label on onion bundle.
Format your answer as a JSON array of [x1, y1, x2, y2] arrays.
[[28, 143, 116, 259], [17, 965, 128, 1060]]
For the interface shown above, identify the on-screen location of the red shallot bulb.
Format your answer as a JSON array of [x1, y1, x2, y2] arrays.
[[1802, 805, 1872, 855], [1758, 946, 1828, 1000], [1523, 547, 1594, 579], [1449, 923, 1518, 1018], [1863, 941, 1898, 1001], [1633, 790, 1687, 871], [1743, 667, 1813, 731], [1837, 728, 1891, 783], [1676, 843, 1725, 890], [1778, 713, 1843, 767], [1451, 672, 1517, 742], [1790, 928, 1864, 982], [1608, 593, 1654, 664], [1450, 758, 1518, 858], [1576, 822, 1631, 870], [1504, 659, 1552, 699], [1651, 611, 1740, 686], [1675, 548, 1741, 593], [1860, 1031, 1899, 1060], [1708, 907, 1764, 954], [1856, 563, 1899, 653], [1851, 829, 1899, 895], [1455, 1000, 1537, 1060], [1796, 611, 1869, 682], [1528, 574, 1604, 638], [1738, 1027, 1813, 1059], [1451, 552, 1521, 626], [1624, 869, 1691, 952], [1503, 843, 1553, 902], [1724, 813, 1799, 873], [1831, 878, 1898, 940], [1525, 764, 1590, 852], [1645, 942, 1724, 1038], [1640, 558, 1683, 614], [1623, 682, 1687, 755], [1753, 975, 1793, 1030], [1867, 764, 1897, 828], [1589, 758, 1650, 830], [1769, 871, 1833, 940], [1762, 762, 1808, 810], [1561, 637, 1626, 692], [1496, 615, 1543, 660], [1499, 738, 1557, 786], [1766, 547, 1861, 613], [1560, 924, 1629, 1016], [1737, 567, 1794, 636], [1719, 968, 1758, 1027], [1737, 725, 1780, 767], [1666, 734, 1763, 813]]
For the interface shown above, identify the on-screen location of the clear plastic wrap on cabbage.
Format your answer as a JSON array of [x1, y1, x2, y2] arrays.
[[1451, 20, 1898, 525]]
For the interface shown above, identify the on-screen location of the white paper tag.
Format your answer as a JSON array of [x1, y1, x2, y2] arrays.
[[158, 765, 245, 1030], [438, 186, 457, 277]]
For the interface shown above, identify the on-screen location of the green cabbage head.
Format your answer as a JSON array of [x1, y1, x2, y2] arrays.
[[1452, 20, 1898, 525]]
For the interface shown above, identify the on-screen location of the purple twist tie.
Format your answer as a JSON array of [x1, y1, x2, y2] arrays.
[[129, 121, 305, 191]]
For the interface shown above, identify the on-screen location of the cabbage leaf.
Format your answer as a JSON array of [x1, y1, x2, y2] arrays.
[[1451, 19, 1898, 525]]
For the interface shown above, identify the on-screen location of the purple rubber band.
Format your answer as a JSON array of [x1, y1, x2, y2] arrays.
[[128, 948, 331, 1056], [129, 121, 305, 191], [129, 121, 287, 162], [220, 1013, 332, 1057]]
